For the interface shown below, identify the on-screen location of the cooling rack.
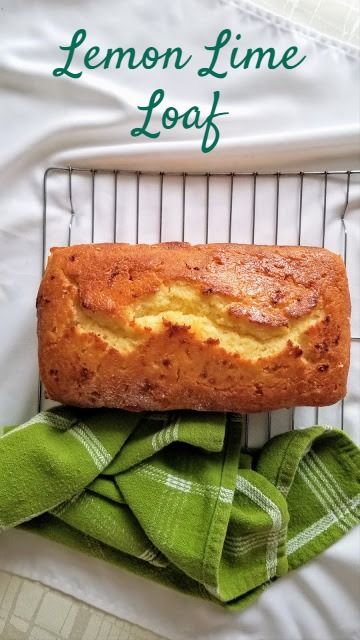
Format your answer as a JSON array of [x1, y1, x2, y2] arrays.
[[40, 167, 360, 449]]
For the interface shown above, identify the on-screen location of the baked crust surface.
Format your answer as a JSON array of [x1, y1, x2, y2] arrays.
[[37, 242, 350, 412]]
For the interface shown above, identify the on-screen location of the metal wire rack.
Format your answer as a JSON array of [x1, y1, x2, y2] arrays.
[[41, 167, 360, 449]]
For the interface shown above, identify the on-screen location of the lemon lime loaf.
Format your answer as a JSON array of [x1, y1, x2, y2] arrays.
[[37, 242, 350, 412]]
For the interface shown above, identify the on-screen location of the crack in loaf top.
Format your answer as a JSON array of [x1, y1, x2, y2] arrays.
[[48, 242, 337, 329]]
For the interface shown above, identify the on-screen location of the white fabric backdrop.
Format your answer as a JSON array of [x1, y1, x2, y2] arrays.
[[0, 1, 359, 639]]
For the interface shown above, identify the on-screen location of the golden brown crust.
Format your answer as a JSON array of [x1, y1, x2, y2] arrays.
[[37, 242, 351, 412]]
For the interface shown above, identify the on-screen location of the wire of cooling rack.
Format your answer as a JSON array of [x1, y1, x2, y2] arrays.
[[41, 167, 360, 446]]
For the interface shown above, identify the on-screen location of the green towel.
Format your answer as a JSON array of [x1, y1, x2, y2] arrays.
[[0, 408, 359, 609]]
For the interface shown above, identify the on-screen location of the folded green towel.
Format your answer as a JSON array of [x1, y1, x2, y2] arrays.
[[0, 408, 359, 609]]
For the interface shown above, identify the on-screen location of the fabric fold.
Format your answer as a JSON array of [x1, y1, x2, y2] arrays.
[[0, 407, 359, 610], [257, 427, 360, 569]]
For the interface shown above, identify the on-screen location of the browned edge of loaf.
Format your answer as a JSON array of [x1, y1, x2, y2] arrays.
[[37, 242, 351, 412]]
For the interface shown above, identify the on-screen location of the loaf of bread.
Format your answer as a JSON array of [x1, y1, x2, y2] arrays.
[[37, 242, 350, 412]]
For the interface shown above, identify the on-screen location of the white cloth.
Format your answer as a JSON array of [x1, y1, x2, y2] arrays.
[[0, 1, 359, 639], [0, 528, 358, 640]]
